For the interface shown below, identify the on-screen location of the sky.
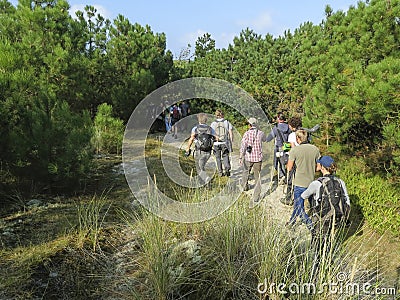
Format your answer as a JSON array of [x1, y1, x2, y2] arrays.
[[10, 0, 360, 57]]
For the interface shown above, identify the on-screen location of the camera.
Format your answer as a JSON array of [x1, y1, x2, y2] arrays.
[[301, 124, 320, 134], [246, 145, 252, 153]]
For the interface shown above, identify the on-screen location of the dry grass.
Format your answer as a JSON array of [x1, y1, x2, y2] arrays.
[[0, 136, 398, 299]]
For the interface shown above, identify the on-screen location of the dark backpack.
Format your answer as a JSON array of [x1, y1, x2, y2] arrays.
[[172, 106, 180, 119], [215, 120, 229, 142], [316, 175, 349, 222], [195, 125, 214, 152]]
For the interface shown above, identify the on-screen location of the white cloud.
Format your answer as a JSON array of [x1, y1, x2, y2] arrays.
[[215, 32, 236, 49], [69, 4, 113, 20], [180, 29, 208, 48], [237, 11, 273, 32], [179, 30, 235, 51]]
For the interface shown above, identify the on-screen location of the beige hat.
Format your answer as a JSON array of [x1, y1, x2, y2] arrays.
[[248, 117, 257, 126]]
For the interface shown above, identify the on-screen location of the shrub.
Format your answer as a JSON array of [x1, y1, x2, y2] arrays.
[[339, 157, 400, 237], [92, 103, 124, 155]]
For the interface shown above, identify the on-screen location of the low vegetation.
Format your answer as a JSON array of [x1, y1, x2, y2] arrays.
[[1, 136, 399, 299]]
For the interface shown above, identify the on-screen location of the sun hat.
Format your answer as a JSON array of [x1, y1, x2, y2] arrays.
[[248, 117, 257, 126]]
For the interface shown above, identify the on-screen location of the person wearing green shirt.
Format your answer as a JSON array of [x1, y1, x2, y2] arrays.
[[286, 129, 320, 231]]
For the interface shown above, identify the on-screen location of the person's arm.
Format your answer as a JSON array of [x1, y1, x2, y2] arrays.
[[301, 181, 321, 211], [261, 131, 267, 143], [265, 128, 275, 143], [315, 151, 321, 171], [239, 131, 248, 165], [227, 121, 234, 143], [287, 159, 294, 172], [301, 181, 320, 200], [340, 179, 350, 206], [229, 128, 233, 143], [211, 127, 217, 142]]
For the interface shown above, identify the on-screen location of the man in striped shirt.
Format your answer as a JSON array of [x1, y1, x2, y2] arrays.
[[239, 117, 267, 204]]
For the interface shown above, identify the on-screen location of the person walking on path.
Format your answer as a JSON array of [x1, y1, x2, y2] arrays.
[[164, 102, 172, 133], [280, 116, 303, 205], [210, 109, 234, 177], [239, 117, 267, 204], [179, 100, 191, 132], [185, 113, 216, 185], [266, 112, 291, 189], [170, 104, 182, 139], [300, 156, 350, 247], [286, 129, 320, 231]]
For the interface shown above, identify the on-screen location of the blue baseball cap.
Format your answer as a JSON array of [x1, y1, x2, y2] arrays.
[[317, 156, 334, 168]]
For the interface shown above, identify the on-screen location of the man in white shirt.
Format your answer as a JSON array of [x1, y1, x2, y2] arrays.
[[210, 109, 233, 177]]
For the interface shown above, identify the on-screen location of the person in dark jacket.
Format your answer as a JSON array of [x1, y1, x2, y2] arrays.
[[266, 112, 291, 189]]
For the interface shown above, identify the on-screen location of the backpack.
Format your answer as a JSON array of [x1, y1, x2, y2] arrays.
[[195, 125, 214, 152], [172, 106, 180, 119], [215, 120, 229, 142], [316, 175, 349, 222]]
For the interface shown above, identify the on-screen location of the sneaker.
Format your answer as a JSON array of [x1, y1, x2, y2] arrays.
[[268, 181, 278, 194], [225, 171, 231, 177]]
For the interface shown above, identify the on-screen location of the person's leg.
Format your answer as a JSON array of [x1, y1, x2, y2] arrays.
[[313, 219, 332, 256], [165, 117, 171, 132], [214, 146, 223, 176], [241, 160, 252, 191], [296, 192, 313, 230], [294, 186, 313, 230], [197, 151, 211, 184], [286, 164, 295, 194], [252, 161, 262, 202], [273, 146, 279, 172], [172, 120, 177, 138], [221, 145, 231, 176], [277, 154, 287, 181], [270, 146, 280, 190], [174, 119, 179, 137], [281, 164, 296, 204], [288, 186, 307, 225]]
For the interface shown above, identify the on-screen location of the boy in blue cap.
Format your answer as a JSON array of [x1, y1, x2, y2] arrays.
[[297, 155, 351, 245]]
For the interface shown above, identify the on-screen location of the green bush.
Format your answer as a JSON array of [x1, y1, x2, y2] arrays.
[[339, 157, 400, 237], [92, 103, 124, 155]]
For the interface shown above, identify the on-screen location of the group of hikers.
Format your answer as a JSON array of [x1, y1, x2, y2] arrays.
[[181, 109, 350, 244], [149, 100, 191, 137]]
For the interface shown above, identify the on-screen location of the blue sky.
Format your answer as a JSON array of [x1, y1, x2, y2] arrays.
[[10, 0, 360, 57]]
